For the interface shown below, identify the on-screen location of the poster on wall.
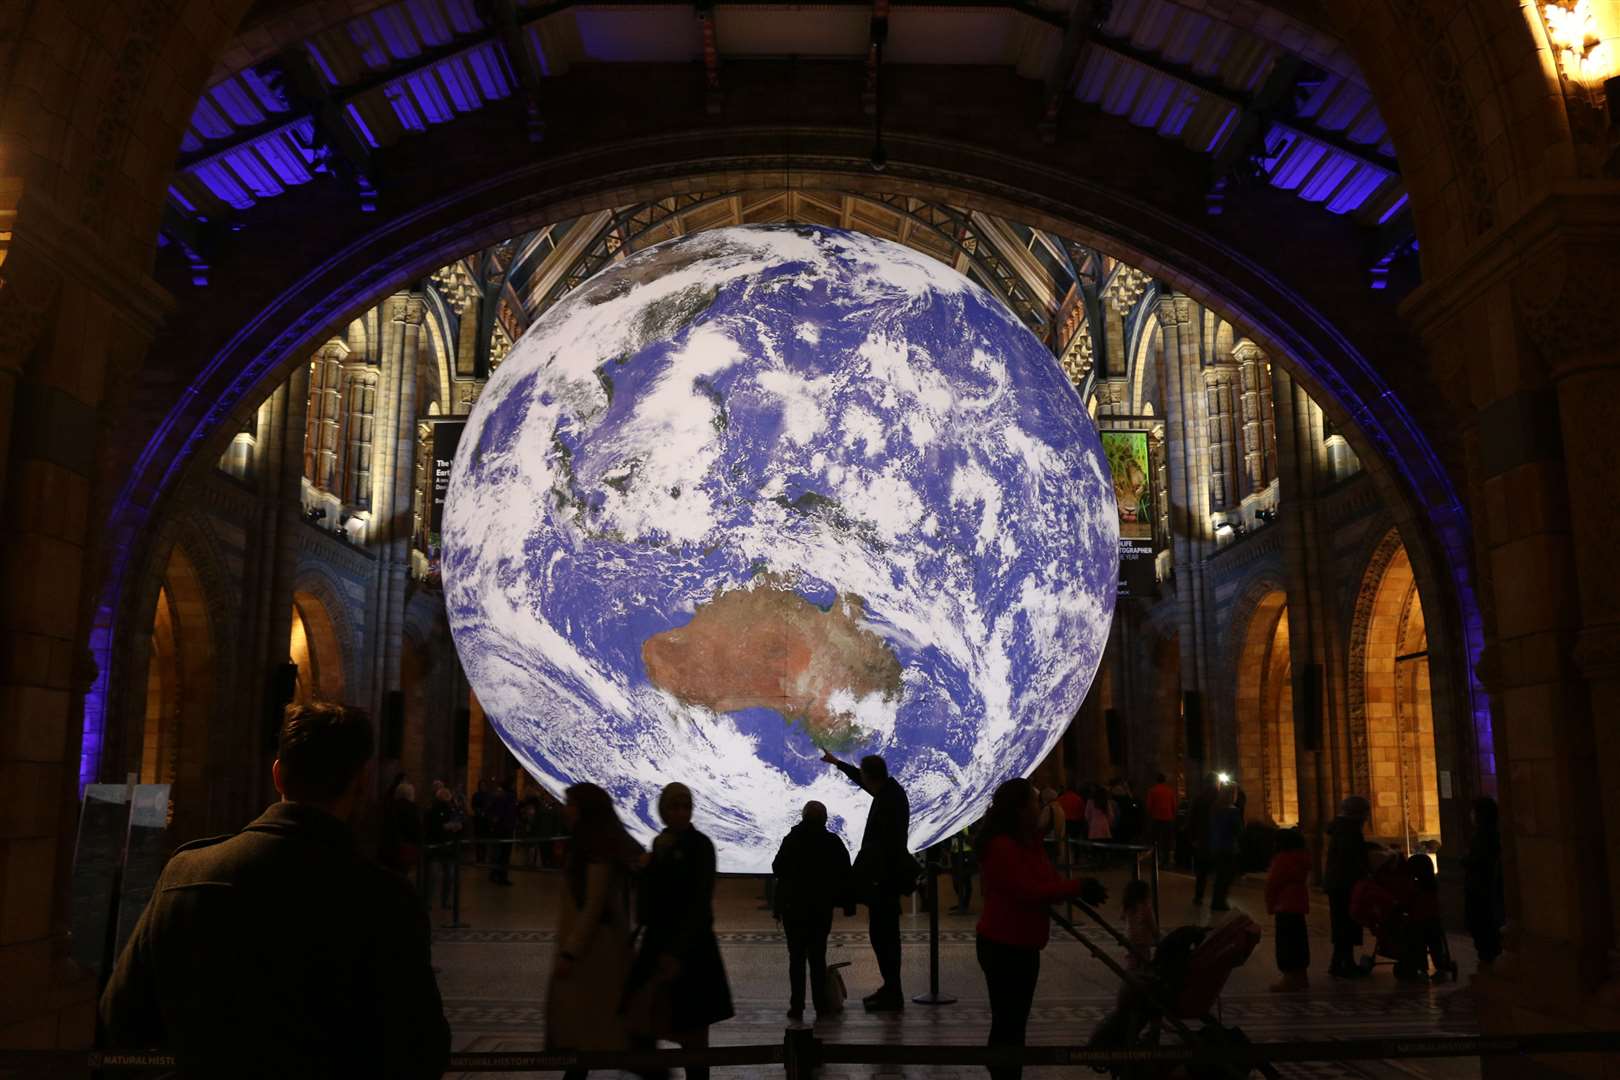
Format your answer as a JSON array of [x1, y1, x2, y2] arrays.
[[428, 420, 466, 581], [1101, 430, 1155, 597]]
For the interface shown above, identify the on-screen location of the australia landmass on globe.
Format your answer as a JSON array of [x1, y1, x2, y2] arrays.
[[642, 577, 903, 751]]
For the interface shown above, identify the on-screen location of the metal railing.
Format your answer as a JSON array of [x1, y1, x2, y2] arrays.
[[20, 1030, 1619, 1076]]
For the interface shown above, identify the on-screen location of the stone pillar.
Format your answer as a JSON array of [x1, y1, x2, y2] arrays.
[[1271, 365, 1338, 858], [0, 190, 170, 1046], [1202, 362, 1241, 511], [1405, 213, 1620, 1057], [341, 360, 377, 510], [1234, 341, 1270, 494], [228, 363, 310, 834], [1155, 293, 1217, 772], [368, 294, 425, 722], [305, 339, 347, 492]]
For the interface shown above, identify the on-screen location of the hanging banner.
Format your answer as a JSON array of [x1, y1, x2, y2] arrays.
[[430, 420, 466, 535], [1101, 430, 1155, 597]]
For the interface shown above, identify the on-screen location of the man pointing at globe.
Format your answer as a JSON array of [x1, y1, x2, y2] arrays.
[[822, 750, 917, 1012]]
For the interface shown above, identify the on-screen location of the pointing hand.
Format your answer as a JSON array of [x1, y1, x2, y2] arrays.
[[821, 750, 838, 765]]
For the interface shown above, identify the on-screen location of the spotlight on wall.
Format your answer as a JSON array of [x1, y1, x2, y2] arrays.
[[1216, 771, 1232, 785]]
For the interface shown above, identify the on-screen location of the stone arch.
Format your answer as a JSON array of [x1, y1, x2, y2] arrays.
[[291, 568, 360, 703], [1130, 315, 1161, 415], [1349, 528, 1442, 849], [147, 543, 215, 841], [85, 154, 1487, 806], [110, 500, 239, 803], [290, 594, 345, 705], [1228, 577, 1297, 826]]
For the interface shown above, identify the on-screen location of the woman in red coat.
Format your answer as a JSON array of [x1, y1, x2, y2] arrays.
[[975, 778, 1107, 1080]]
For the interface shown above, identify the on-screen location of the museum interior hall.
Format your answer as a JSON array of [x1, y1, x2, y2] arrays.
[[2, 0, 1619, 1077]]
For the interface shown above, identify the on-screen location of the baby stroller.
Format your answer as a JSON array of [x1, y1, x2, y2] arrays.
[[1063, 902, 1279, 1079], [1350, 853, 1459, 982]]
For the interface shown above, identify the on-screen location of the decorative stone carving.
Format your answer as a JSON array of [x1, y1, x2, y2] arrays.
[[1398, 1, 1495, 236], [1515, 239, 1620, 378]]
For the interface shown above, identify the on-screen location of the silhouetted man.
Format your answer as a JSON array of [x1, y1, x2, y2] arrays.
[[100, 702, 450, 1078], [772, 801, 853, 1021], [822, 750, 914, 1011]]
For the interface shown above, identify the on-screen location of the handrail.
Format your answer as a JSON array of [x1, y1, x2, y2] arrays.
[[37, 1030, 1620, 1076]]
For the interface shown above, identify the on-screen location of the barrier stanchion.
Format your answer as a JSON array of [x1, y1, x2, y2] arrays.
[[912, 847, 956, 1006], [1150, 842, 1161, 927]]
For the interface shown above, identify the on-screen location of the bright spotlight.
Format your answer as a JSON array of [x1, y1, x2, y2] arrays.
[[1216, 772, 1232, 785]]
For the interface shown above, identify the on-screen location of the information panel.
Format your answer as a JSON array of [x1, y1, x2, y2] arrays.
[[114, 784, 171, 960], [70, 784, 133, 977]]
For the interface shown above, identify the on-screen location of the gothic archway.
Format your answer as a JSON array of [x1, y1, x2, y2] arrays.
[[1351, 531, 1441, 849], [1231, 586, 1297, 826], [143, 544, 215, 841], [290, 590, 347, 705]]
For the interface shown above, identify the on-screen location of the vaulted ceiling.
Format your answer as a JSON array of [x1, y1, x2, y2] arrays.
[[420, 186, 1143, 399], [168, 0, 1408, 237]]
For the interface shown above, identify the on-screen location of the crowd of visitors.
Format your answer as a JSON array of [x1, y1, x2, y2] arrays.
[[96, 700, 1509, 1077]]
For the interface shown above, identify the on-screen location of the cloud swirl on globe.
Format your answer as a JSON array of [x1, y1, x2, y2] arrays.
[[443, 225, 1117, 872]]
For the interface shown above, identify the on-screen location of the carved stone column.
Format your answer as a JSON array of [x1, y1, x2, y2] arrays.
[[1155, 293, 1217, 772], [1234, 340, 1270, 494], [368, 293, 426, 724], [1403, 195, 1620, 1059], [305, 339, 348, 492], [1202, 362, 1241, 511], [341, 359, 377, 511], [1515, 223, 1620, 1006], [1271, 364, 1337, 858]]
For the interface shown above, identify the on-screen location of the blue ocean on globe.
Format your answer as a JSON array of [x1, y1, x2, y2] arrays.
[[443, 225, 1118, 872]]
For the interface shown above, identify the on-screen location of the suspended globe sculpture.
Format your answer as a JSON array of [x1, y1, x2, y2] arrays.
[[443, 225, 1118, 872]]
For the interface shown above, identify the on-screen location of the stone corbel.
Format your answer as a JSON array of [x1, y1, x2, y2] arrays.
[[1515, 239, 1620, 381]]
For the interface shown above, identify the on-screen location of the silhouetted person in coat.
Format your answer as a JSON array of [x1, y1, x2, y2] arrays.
[[822, 750, 914, 1011], [1325, 794, 1373, 977], [99, 702, 449, 1078], [1462, 796, 1505, 968], [772, 801, 854, 1020], [625, 783, 734, 1080]]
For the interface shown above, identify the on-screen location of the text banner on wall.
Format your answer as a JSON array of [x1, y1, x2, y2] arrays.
[[428, 420, 467, 581], [430, 420, 466, 535]]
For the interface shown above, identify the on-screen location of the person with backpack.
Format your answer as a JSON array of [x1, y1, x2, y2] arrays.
[[771, 801, 854, 1022]]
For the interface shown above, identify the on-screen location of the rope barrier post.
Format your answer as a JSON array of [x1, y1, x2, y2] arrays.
[[1150, 843, 1161, 927], [783, 1024, 819, 1080], [912, 847, 956, 1006]]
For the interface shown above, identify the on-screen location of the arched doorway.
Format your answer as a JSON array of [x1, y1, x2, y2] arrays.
[[1353, 533, 1441, 851], [140, 586, 177, 785], [139, 545, 215, 838], [290, 591, 347, 704], [1232, 589, 1297, 826]]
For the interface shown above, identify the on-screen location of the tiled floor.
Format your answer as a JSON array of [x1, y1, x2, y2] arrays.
[[431, 860, 1482, 1078]]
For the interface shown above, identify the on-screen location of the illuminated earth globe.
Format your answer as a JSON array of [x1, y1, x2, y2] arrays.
[[443, 225, 1117, 872]]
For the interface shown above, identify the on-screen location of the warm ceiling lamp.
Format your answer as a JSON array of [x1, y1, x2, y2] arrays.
[[1539, 0, 1617, 88]]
